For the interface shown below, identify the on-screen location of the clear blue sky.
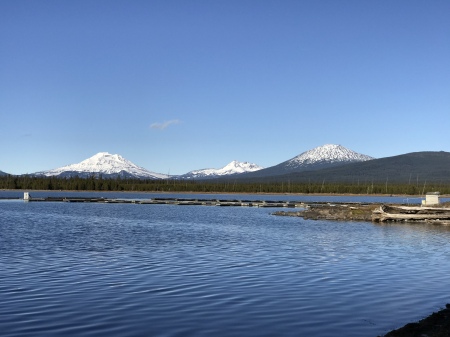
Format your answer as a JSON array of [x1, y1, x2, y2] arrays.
[[1, 0, 449, 175]]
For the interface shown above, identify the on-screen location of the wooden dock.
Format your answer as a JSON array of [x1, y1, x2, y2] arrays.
[[23, 196, 306, 208], [15, 195, 450, 224]]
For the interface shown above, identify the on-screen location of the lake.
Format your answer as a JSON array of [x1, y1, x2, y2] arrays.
[[1, 191, 450, 336]]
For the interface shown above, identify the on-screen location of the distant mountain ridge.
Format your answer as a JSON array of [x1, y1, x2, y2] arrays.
[[0, 170, 7, 176], [32, 153, 264, 180], [178, 160, 263, 179], [25, 145, 373, 180], [13, 145, 450, 184], [35, 152, 168, 179]]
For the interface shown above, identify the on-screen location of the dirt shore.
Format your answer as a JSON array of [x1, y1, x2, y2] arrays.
[[381, 304, 450, 337], [274, 202, 450, 222], [273, 203, 380, 221]]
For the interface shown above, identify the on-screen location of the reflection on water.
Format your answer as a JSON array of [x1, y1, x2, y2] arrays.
[[1, 194, 450, 337]]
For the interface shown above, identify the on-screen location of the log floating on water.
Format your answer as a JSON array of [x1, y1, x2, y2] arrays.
[[372, 205, 450, 223]]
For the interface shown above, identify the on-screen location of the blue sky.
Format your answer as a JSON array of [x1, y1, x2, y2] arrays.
[[1, 0, 449, 175]]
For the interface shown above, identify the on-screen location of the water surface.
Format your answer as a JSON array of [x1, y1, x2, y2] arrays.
[[1, 192, 450, 336]]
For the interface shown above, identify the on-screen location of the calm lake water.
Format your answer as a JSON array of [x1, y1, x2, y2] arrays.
[[1, 191, 450, 336]]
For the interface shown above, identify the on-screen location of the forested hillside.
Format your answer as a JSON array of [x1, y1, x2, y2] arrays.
[[234, 151, 450, 184]]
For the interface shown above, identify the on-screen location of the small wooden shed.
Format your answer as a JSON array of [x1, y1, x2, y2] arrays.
[[422, 192, 440, 206]]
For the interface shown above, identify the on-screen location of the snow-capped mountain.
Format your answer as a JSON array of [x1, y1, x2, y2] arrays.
[[35, 152, 168, 179], [179, 160, 263, 179], [240, 144, 374, 178], [284, 144, 374, 169], [0, 170, 7, 176]]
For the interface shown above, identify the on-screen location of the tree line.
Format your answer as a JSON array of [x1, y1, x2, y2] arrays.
[[1, 175, 449, 195]]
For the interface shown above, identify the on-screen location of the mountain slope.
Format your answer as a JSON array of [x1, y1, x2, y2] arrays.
[[35, 152, 168, 179], [179, 160, 263, 179], [236, 151, 450, 184], [0, 170, 8, 176], [239, 144, 374, 178]]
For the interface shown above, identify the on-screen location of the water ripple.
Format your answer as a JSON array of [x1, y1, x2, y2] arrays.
[[1, 201, 450, 336]]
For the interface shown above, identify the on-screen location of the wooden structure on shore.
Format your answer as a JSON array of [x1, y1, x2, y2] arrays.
[[372, 205, 450, 223], [422, 192, 440, 206]]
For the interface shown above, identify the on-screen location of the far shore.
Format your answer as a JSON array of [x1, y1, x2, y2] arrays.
[[1, 189, 448, 198]]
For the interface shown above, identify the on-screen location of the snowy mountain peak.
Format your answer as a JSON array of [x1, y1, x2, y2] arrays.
[[79, 152, 131, 168], [222, 160, 263, 173], [93, 152, 119, 159], [35, 152, 168, 179], [286, 144, 374, 168], [180, 160, 263, 179]]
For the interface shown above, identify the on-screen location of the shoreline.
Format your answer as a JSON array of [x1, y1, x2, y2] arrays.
[[274, 203, 450, 223], [382, 304, 450, 337], [2, 189, 448, 198]]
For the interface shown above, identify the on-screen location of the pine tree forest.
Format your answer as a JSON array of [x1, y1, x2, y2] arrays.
[[1, 175, 449, 195]]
